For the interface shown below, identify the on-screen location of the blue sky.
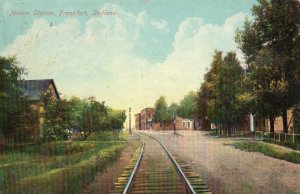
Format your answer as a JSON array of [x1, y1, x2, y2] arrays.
[[0, 0, 257, 113]]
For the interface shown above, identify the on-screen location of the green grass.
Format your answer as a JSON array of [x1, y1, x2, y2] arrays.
[[232, 141, 300, 164], [0, 131, 128, 194], [263, 139, 300, 151]]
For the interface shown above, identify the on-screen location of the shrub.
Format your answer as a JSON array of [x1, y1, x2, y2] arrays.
[[232, 141, 300, 164]]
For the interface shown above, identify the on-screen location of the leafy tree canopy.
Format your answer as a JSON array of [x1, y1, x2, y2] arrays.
[[153, 96, 172, 124], [236, 0, 300, 132], [177, 91, 197, 120]]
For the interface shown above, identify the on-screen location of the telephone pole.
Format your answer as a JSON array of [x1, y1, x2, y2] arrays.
[[129, 107, 132, 134], [173, 112, 177, 134]]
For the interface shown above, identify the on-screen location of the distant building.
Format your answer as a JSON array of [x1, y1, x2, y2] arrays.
[[264, 109, 294, 133], [152, 117, 195, 131], [22, 79, 60, 138], [140, 108, 155, 130], [231, 108, 294, 134], [135, 107, 195, 131], [179, 118, 194, 130], [135, 113, 141, 130]]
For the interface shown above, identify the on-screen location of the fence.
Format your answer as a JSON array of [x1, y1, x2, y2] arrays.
[[255, 131, 300, 143], [255, 131, 300, 149]]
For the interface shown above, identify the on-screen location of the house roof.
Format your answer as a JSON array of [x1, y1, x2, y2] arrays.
[[141, 107, 155, 112], [22, 79, 60, 101]]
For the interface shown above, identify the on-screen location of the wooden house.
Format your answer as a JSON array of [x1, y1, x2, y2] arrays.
[[22, 79, 60, 138]]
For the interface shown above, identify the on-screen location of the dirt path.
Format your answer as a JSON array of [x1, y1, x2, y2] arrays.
[[139, 130, 300, 194], [83, 134, 141, 194]]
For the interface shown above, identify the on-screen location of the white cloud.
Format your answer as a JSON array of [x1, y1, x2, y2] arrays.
[[2, 4, 150, 109], [151, 19, 169, 31], [1, 6, 247, 115], [151, 12, 247, 104]]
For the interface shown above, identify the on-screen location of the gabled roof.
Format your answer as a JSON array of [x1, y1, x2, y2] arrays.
[[22, 79, 60, 101]]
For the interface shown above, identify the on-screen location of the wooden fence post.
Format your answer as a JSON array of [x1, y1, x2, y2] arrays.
[[293, 133, 295, 144], [284, 133, 287, 143]]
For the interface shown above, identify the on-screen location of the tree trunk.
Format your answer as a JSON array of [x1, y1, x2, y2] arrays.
[[282, 109, 288, 133], [228, 123, 231, 137], [270, 114, 275, 133], [193, 118, 196, 130], [202, 117, 206, 130]]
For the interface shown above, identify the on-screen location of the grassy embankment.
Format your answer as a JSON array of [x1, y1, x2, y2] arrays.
[[232, 141, 300, 164], [0, 131, 128, 193]]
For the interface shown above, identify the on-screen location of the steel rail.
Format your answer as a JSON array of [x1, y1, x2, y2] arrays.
[[123, 133, 145, 194], [148, 134, 197, 194]]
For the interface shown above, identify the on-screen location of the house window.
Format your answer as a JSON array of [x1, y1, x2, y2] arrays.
[[188, 122, 190, 129]]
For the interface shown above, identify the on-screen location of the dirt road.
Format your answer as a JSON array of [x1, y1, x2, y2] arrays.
[[140, 130, 300, 194]]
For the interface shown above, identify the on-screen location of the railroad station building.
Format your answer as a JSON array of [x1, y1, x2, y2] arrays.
[[135, 107, 196, 131]]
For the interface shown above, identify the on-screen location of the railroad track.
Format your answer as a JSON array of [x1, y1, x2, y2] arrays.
[[111, 133, 211, 194]]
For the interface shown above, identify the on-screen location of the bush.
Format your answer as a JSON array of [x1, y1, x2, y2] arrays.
[[232, 141, 300, 164], [1, 140, 127, 194]]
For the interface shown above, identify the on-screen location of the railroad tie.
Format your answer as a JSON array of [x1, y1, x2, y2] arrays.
[[171, 153, 212, 194]]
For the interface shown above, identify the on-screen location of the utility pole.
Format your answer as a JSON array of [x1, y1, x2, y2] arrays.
[[129, 107, 132, 134], [173, 112, 176, 134]]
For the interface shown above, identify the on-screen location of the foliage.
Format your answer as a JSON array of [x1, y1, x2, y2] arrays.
[[0, 132, 128, 193], [232, 141, 300, 164], [0, 56, 34, 141], [177, 91, 197, 120], [153, 96, 172, 127], [0, 55, 126, 141], [292, 103, 300, 134], [236, 0, 300, 133], [43, 96, 126, 140], [104, 108, 126, 130], [197, 51, 245, 134], [86, 131, 127, 141], [167, 103, 179, 119], [14, 102, 39, 142], [43, 97, 71, 140]]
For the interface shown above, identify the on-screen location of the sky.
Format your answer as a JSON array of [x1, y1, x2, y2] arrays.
[[0, 0, 257, 116]]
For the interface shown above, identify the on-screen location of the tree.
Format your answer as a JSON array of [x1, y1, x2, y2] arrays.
[[197, 51, 223, 131], [177, 91, 197, 130], [107, 109, 126, 130], [69, 97, 108, 140], [293, 103, 300, 134], [88, 96, 108, 131], [197, 51, 245, 135], [43, 94, 70, 140], [153, 96, 172, 129], [68, 96, 85, 132], [197, 90, 210, 130], [236, 0, 300, 133], [0, 56, 29, 141], [167, 103, 179, 118], [177, 91, 197, 119], [44, 95, 126, 140]]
